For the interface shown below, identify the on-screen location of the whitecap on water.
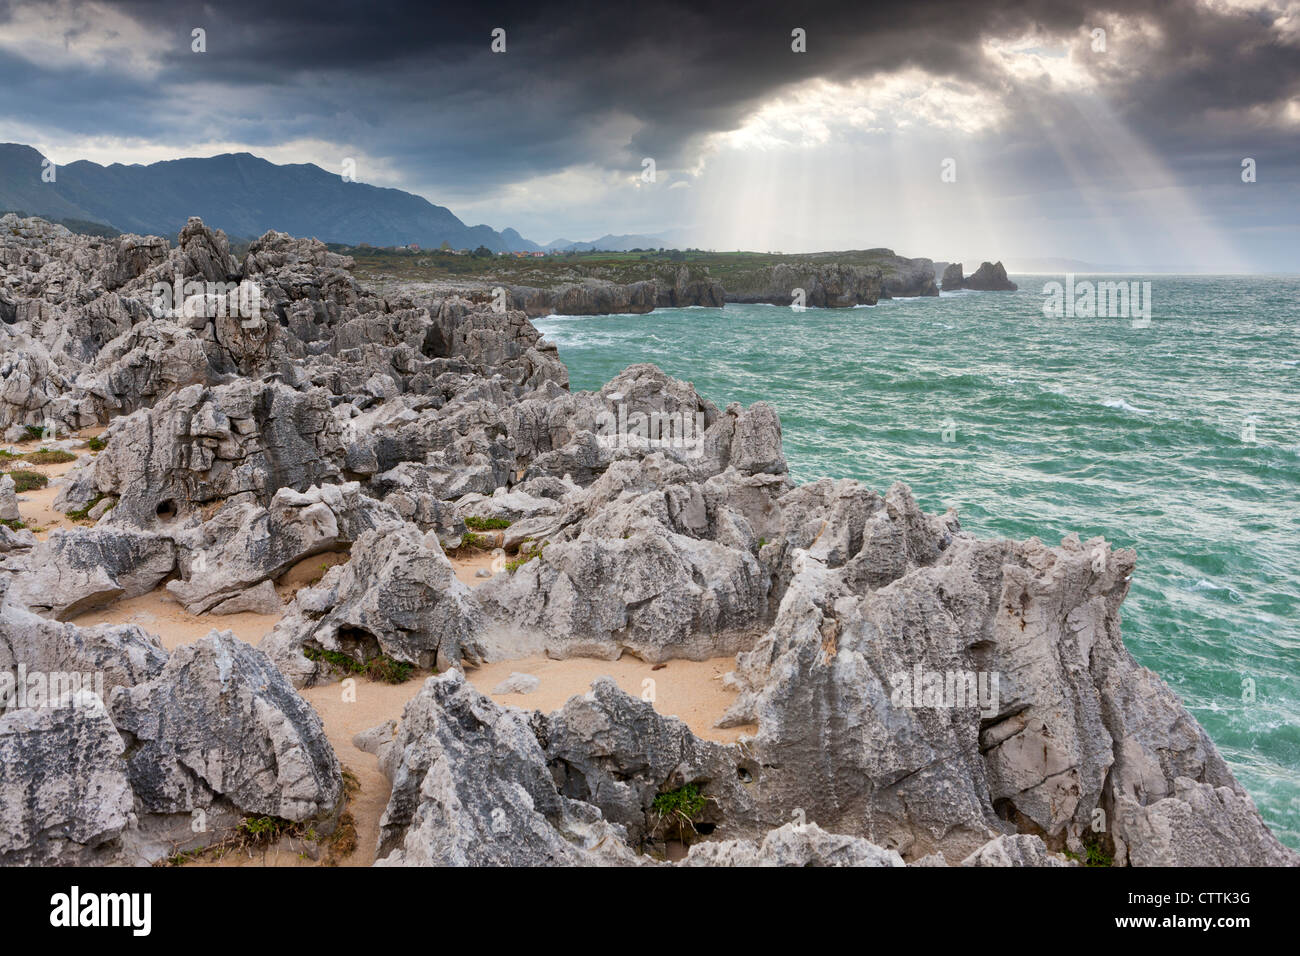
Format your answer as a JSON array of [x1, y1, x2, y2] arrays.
[[1102, 398, 1149, 414], [1185, 579, 1246, 602]]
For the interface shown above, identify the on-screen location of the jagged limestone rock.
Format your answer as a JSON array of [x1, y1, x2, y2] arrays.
[[0, 595, 167, 707], [375, 671, 638, 866], [166, 482, 400, 614], [0, 691, 135, 866], [960, 834, 1075, 867], [260, 522, 484, 683], [5, 527, 175, 619], [109, 631, 343, 823], [682, 822, 905, 867]]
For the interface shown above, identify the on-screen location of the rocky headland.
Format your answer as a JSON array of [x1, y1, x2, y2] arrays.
[[0, 215, 1291, 867], [355, 246, 955, 317], [941, 260, 1019, 292]]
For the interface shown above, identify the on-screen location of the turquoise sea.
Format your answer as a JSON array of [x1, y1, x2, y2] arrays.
[[535, 275, 1300, 848]]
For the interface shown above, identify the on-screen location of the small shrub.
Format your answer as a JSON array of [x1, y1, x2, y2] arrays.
[[66, 494, 111, 522], [303, 646, 366, 674], [327, 811, 358, 863], [0, 518, 26, 530], [365, 656, 414, 684], [22, 448, 75, 465], [651, 783, 711, 838], [239, 816, 291, 845], [464, 515, 511, 531], [85, 436, 107, 452], [459, 530, 491, 550], [5, 470, 46, 492], [21, 425, 45, 441], [303, 646, 414, 684], [1064, 832, 1114, 867], [505, 540, 547, 572]]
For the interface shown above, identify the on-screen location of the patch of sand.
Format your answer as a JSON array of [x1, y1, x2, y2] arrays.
[[15, 482, 75, 539], [275, 550, 350, 602], [186, 673, 430, 868], [298, 676, 432, 866], [52, 512, 754, 865], [468, 653, 756, 744], [449, 549, 499, 587], [4, 429, 103, 540], [68, 589, 281, 651]]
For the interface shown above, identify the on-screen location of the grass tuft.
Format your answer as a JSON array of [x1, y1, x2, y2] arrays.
[[66, 494, 112, 523], [303, 646, 415, 684], [22, 448, 76, 465], [464, 515, 511, 531], [5, 470, 47, 492], [505, 540, 548, 572], [1063, 832, 1114, 867]]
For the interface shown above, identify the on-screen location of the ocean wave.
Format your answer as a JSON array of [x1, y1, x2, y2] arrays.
[[1185, 579, 1246, 602], [1102, 398, 1149, 414]]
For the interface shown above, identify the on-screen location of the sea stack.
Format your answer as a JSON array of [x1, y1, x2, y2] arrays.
[[963, 260, 1018, 291]]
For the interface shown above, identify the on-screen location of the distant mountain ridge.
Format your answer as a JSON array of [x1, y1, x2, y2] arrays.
[[545, 233, 677, 252], [0, 143, 542, 253]]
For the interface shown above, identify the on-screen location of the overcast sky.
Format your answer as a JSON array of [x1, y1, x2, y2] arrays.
[[1, 0, 1298, 270]]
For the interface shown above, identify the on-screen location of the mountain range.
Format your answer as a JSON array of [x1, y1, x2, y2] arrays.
[[0, 144, 1148, 268], [0, 143, 547, 253]]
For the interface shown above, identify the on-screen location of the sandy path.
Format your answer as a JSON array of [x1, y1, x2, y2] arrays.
[[297, 677, 428, 865], [3, 435, 94, 539], [44, 508, 754, 864], [68, 590, 282, 649], [450, 548, 499, 587], [467, 654, 754, 744]]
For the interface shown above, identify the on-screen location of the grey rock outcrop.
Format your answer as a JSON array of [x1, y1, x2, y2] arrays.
[[260, 522, 483, 684], [683, 822, 905, 867], [505, 269, 725, 317], [724, 262, 884, 307], [0, 691, 135, 865], [5, 528, 176, 619], [83, 379, 344, 526], [0, 475, 18, 522], [543, 677, 759, 847], [375, 671, 638, 866], [941, 262, 964, 291], [0, 595, 167, 705], [963, 261, 1018, 291], [109, 631, 343, 824], [961, 834, 1074, 867], [721, 502, 1297, 865], [166, 482, 400, 614]]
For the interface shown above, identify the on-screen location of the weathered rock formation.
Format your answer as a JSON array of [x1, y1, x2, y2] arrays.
[[942, 261, 964, 291], [0, 580, 343, 864], [0, 216, 1291, 869], [963, 260, 1018, 291]]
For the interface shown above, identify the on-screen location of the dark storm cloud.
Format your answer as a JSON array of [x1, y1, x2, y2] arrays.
[[1, 0, 1297, 195]]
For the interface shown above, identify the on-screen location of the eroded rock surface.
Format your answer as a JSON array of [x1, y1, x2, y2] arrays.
[[1, 217, 1291, 869]]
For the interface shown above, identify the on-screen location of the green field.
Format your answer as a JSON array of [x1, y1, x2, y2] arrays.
[[342, 244, 927, 290]]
